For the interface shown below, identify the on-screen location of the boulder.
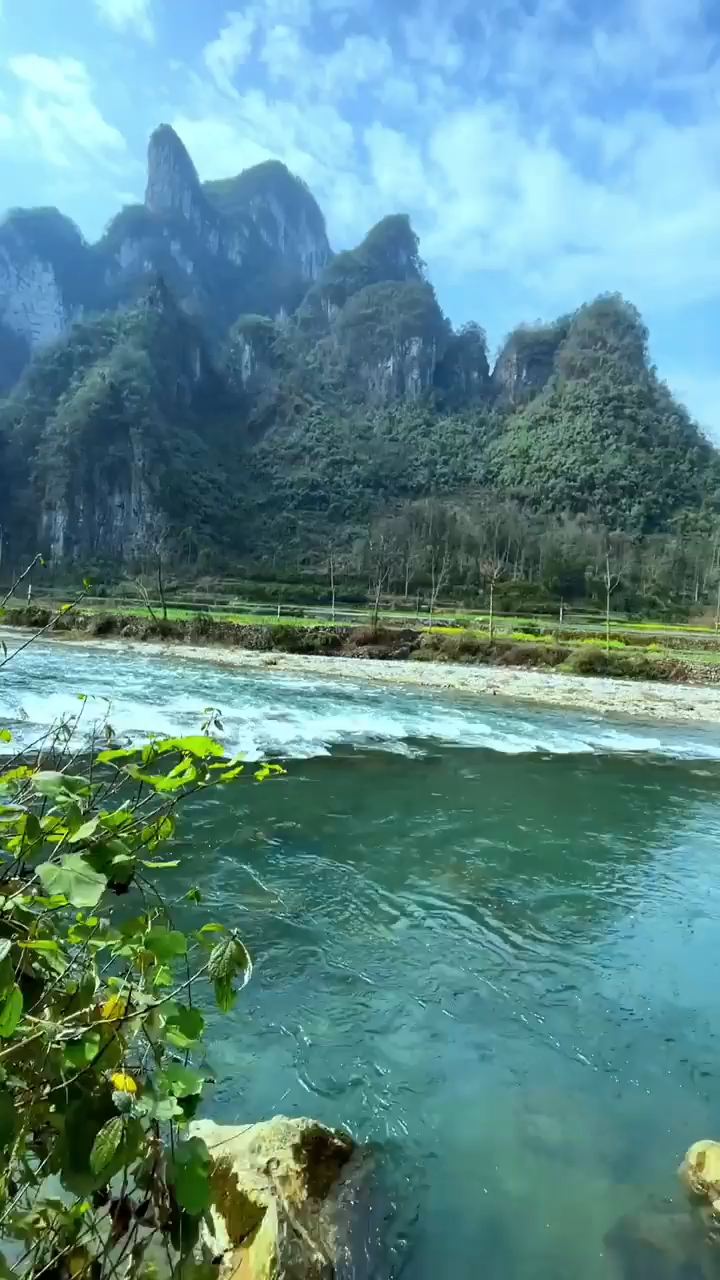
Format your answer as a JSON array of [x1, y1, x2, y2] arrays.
[[680, 1140, 720, 1244], [680, 1142, 720, 1202], [190, 1115, 354, 1280]]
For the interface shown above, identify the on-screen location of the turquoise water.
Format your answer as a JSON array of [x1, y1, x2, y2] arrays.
[[3, 639, 720, 1277]]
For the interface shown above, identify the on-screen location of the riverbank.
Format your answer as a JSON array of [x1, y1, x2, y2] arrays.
[[5, 625, 719, 725], [167, 644, 720, 724]]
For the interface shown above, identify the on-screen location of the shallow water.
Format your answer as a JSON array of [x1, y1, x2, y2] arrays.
[[3, 639, 720, 1277]]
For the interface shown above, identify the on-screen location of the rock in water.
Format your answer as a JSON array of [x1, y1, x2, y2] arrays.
[[680, 1141, 720, 1203], [190, 1115, 354, 1279]]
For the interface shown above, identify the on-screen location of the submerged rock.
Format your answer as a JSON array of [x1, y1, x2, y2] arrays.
[[680, 1141, 720, 1204], [190, 1115, 354, 1279], [605, 1205, 715, 1279], [680, 1140, 720, 1244]]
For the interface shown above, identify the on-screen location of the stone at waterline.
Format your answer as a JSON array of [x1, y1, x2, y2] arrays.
[[680, 1140, 720, 1244], [189, 1115, 355, 1279], [680, 1141, 720, 1203]]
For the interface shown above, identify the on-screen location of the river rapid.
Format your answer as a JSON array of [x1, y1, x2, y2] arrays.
[[3, 638, 720, 1278]]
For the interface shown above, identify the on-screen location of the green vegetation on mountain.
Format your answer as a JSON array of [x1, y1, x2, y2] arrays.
[[1, 122, 718, 611]]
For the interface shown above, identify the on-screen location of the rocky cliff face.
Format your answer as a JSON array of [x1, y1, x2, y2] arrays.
[[0, 209, 96, 376], [491, 321, 569, 406], [0, 126, 331, 386], [2, 280, 238, 566]]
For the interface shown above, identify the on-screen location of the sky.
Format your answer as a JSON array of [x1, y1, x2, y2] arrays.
[[1, 0, 720, 435]]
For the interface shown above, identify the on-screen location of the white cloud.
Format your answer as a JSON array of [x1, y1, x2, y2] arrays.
[[8, 55, 126, 168], [364, 123, 429, 209], [203, 11, 257, 95], [260, 23, 305, 80], [401, 0, 464, 72], [93, 0, 154, 41], [260, 26, 392, 100]]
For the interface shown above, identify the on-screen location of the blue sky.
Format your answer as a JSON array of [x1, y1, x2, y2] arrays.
[[1, 0, 720, 436]]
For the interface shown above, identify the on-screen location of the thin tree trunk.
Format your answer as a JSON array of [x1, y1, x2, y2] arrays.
[[715, 578, 720, 637], [489, 579, 495, 643], [157, 552, 167, 621], [329, 552, 336, 624]]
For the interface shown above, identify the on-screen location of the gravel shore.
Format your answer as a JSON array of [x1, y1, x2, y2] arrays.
[[4, 629, 720, 726], [158, 644, 720, 725]]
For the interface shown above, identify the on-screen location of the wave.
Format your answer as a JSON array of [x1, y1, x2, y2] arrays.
[[1, 644, 719, 762]]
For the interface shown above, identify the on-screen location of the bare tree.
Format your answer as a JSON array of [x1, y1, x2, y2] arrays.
[[428, 539, 450, 627], [156, 535, 168, 621], [603, 549, 622, 654], [328, 545, 337, 624], [367, 530, 393, 633], [134, 574, 159, 623], [479, 551, 508, 643]]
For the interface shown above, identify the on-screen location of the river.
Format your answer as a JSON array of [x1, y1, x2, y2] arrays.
[[3, 638, 720, 1278]]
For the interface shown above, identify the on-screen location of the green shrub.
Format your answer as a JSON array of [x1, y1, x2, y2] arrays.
[[499, 643, 570, 668], [0, 724, 277, 1277], [567, 646, 616, 676]]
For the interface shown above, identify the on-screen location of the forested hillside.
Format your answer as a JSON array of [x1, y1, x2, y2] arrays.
[[1, 125, 719, 609]]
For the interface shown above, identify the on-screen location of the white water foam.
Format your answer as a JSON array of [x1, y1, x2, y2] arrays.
[[1, 642, 719, 762]]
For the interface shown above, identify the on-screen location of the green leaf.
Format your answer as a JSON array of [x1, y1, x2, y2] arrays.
[[146, 927, 187, 961], [126, 766, 197, 794], [152, 736, 225, 760], [136, 1094, 182, 1122], [32, 772, 89, 799], [141, 814, 175, 851], [95, 747, 141, 765], [0, 731, 11, 744], [219, 765, 245, 783], [64, 1031, 102, 1071], [0, 986, 22, 1038], [0, 941, 11, 964], [37, 854, 106, 909], [170, 1138, 212, 1215], [69, 817, 100, 844], [141, 859, 179, 870], [89, 1116, 124, 1176], [159, 1063, 205, 1099], [152, 964, 172, 988], [0, 1250, 19, 1280], [208, 933, 252, 1014], [253, 763, 285, 782], [0, 766, 34, 788], [165, 1005, 205, 1050]]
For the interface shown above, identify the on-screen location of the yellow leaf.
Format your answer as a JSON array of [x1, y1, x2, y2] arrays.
[[101, 994, 127, 1021], [111, 1072, 137, 1095]]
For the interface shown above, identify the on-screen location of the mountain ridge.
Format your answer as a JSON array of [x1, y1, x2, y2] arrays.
[[1, 125, 718, 575]]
